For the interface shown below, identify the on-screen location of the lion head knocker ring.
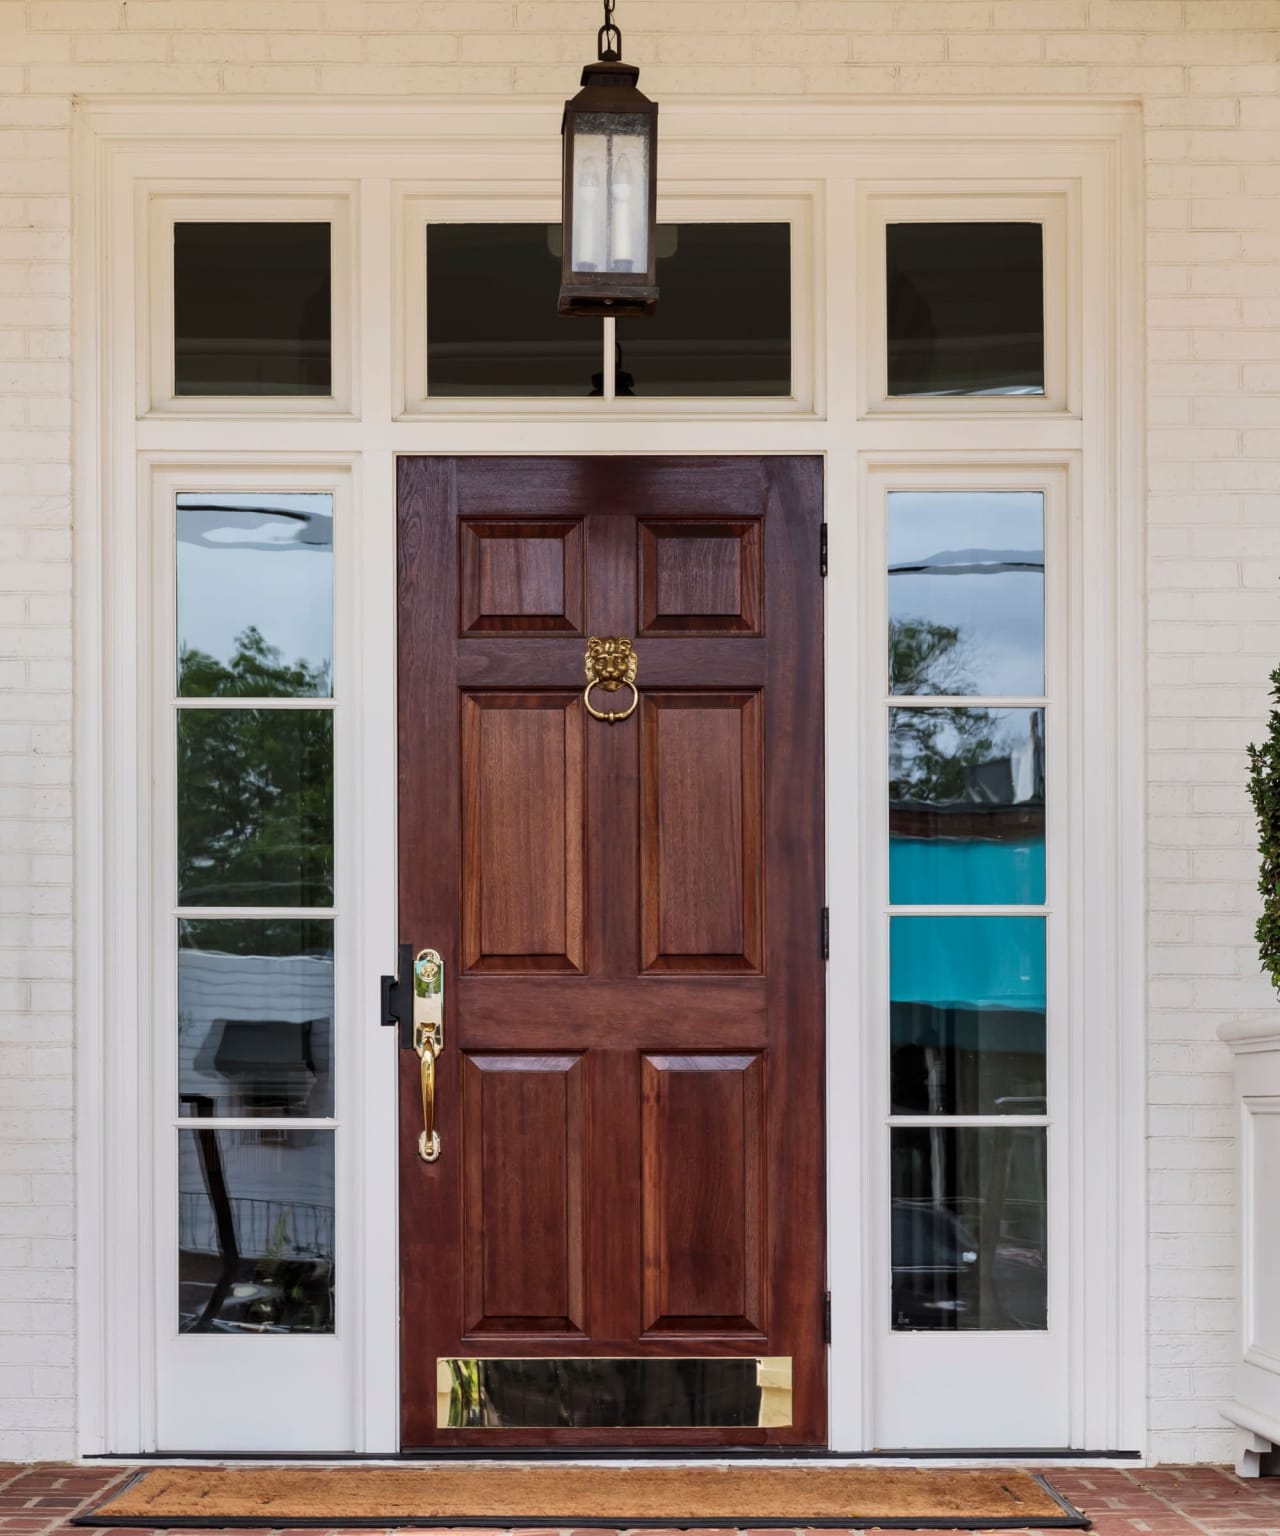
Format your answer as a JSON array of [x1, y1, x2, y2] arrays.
[[583, 636, 639, 724]]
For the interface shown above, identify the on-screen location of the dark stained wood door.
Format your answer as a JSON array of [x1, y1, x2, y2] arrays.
[[397, 457, 826, 1450]]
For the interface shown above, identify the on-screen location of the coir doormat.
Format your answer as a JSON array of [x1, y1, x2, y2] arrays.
[[77, 1464, 1088, 1530]]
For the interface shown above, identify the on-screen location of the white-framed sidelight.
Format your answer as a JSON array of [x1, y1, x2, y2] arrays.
[[73, 98, 1145, 1458]]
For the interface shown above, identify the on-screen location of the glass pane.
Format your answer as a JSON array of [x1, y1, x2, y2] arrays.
[[179, 920, 334, 1119], [617, 223, 791, 397], [427, 224, 600, 397], [178, 1129, 334, 1334], [174, 223, 331, 397], [441, 1357, 790, 1430], [891, 1126, 1047, 1331], [889, 706, 1045, 905], [177, 493, 333, 699], [177, 709, 333, 908], [886, 222, 1044, 397], [889, 491, 1044, 697], [890, 915, 1046, 1115], [571, 114, 650, 275]]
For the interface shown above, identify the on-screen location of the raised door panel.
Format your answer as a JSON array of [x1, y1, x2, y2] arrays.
[[459, 519, 584, 634], [640, 1053, 766, 1336], [461, 1053, 587, 1336], [641, 692, 763, 974], [638, 520, 763, 636], [462, 694, 585, 973]]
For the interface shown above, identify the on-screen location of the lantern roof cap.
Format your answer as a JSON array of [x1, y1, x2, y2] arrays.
[[566, 59, 656, 118], [579, 59, 640, 88]]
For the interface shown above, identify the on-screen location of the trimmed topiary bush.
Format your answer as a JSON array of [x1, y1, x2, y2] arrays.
[[1247, 664, 1280, 995]]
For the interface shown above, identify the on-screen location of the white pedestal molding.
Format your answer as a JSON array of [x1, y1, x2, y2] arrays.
[[1220, 1013, 1280, 1478]]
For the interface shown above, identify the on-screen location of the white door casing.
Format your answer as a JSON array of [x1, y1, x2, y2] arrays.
[[72, 99, 1145, 1456]]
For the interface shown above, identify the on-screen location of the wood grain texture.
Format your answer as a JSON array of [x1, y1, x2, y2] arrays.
[[461, 1053, 586, 1337], [641, 1053, 766, 1336], [459, 519, 584, 635], [640, 519, 763, 635], [641, 692, 763, 973], [461, 693, 584, 974], [397, 456, 826, 1450]]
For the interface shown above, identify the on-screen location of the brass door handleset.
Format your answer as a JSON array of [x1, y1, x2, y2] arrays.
[[380, 944, 445, 1163]]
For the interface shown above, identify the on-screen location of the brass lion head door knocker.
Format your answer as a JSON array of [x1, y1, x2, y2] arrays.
[[583, 636, 639, 724]]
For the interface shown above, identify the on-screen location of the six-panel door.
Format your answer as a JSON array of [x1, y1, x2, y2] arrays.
[[397, 456, 826, 1449]]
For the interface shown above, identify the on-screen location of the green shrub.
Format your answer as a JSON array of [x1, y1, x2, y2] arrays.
[[1247, 664, 1280, 994]]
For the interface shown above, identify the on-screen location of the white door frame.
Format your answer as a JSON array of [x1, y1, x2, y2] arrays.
[[72, 97, 1145, 1457]]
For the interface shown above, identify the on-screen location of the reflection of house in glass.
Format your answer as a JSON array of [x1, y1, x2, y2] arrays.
[[887, 524, 1049, 1335], [890, 1127, 1048, 1332], [177, 1129, 336, 1337], [177, 933, 336, 1336], [890, 704, 1045, 907]]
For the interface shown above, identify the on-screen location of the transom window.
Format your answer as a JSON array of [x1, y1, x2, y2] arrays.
[[424, 220, 793, 399]]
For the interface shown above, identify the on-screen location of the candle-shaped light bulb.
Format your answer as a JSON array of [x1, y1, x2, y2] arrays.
[[575, 157, 601, 271], [610, 149, 634, 270]]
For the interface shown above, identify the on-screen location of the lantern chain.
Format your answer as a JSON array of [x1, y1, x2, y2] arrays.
[[598, 0, 622, 61]]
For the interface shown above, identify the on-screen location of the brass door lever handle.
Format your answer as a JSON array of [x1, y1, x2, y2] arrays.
[[413, 949, 444, 1162]]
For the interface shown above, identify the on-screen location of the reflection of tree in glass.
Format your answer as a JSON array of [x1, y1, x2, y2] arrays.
[[890, 617, 996, 804], [180, 621, 331, 698], [890, 613, 978, 698], [178, 627, 333, 907]]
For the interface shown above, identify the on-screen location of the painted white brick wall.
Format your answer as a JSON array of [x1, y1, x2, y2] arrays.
[[0, 0, 1276, 1465]]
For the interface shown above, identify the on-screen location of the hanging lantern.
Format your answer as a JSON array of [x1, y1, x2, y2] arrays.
[[558, 0, 658, 318]]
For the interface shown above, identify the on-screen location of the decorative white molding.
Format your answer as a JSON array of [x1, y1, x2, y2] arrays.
[[1219, 1012, 1280, 1053], [74, 96, 1145, 1457], [1219, 1025, 1280, 1476]]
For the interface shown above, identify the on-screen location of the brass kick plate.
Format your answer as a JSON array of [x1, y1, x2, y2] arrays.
[[436, 1356, 792, 1430]]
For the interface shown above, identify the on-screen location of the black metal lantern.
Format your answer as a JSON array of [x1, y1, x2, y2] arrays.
[[558, 0, 658, 318]]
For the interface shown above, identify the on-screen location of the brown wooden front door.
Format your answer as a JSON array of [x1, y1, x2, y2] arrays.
[[396, 456, 826, 1451]]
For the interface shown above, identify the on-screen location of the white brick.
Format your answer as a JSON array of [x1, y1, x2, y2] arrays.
[[28, 1, 122, 28]]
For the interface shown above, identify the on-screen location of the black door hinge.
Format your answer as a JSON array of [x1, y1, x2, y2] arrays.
[[380, 941, 414, 1050], [819, 522, 828, 577], [821, 906, 829, 961], [823, 1290, 832, 1343]]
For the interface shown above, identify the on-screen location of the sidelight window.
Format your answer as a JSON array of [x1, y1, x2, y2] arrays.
[[885, 487, 1051, 1335], [171, 492, 338, 1337]]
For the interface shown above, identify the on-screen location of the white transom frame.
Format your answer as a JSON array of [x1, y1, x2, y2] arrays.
[[73, 99, 1145, 1458], [143, 188, 359, 419]]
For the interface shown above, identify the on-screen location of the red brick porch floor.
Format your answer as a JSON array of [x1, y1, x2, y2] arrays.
[[2, 1464, 1280, 1536]]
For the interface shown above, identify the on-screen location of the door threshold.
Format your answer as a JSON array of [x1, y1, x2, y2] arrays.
[[88, 1449, 1143, 1464]]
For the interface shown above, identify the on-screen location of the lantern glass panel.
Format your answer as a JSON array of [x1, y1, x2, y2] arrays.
[[571, 113, 649, 277]]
